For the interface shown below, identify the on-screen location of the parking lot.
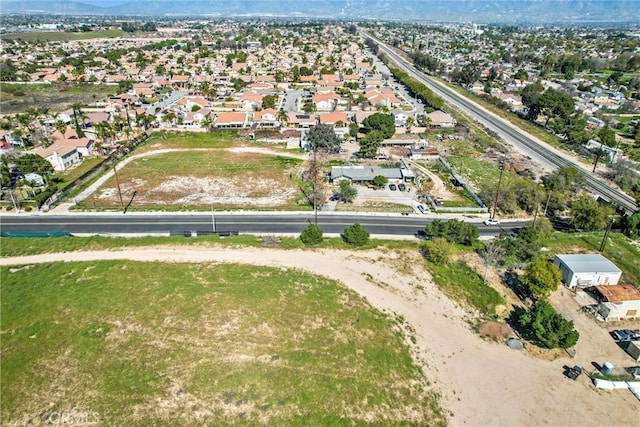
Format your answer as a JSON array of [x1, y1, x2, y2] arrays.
[[324, 181, 429, 214]]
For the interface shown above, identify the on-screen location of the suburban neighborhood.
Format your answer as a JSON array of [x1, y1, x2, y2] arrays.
[[1, 6, 639, 427]]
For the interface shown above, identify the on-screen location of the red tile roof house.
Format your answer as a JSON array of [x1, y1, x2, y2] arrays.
[[299, 75, 318, 86], [182, 109, 212, 127], [36, 131, 94, 171], [354, 111, 377, 125], [50, 129, 94, 157], [83, 112, 111, 128], [426, 110, 457, 128], [170, 74, 191, 88], [365, 89, 402, 109], [240, 92, 264, 111], [213, 112, 248, 128], [287, 112, 316, 128], [37, 143, 81, 171], [319, 111, 348, 126], [177, 96, 210, 110], [253, 109, 280, 128], [312, 92, 340, 111]]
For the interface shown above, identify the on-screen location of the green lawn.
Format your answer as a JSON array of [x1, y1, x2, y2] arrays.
[[447, 156, 502, 191], [426, 260, 504, 316], [1, 260, 444, 426], [0, 235, 417, 257], [139, 131, 240, 151]]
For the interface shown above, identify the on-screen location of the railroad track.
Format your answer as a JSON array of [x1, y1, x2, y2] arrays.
[[368, 34, 638, 214]]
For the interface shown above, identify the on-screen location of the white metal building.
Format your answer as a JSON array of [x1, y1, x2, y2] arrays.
[[553, 254, 622, 290]]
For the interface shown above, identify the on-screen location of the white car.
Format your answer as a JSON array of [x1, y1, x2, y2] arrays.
[[416, 205, 429, 214], [483, 218, 500, 226]]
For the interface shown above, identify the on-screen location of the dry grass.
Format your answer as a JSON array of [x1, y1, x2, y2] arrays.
[[80, 148, 304, 210]]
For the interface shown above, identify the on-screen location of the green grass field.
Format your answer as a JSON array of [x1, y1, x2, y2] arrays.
[[139, 131, 241, 151], [0, 234, 417, 258], [1, 29, 128, 42], [1, 260, 444, 426]]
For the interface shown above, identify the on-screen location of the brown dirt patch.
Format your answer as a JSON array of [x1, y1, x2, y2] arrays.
[[478, 321, 512, 340]]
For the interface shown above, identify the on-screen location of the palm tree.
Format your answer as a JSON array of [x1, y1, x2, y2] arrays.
[[201, 115, 213, 131], [94, 121, 112, 155], [139, 114, 154, 131], [123, 126, 133, 147], [277, 109, 289, 126], [71, 102, 83, 129], [54, 120, 67, 135], [162, 113, 176, 127]]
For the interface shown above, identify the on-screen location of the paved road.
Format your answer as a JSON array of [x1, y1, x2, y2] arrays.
[[145, 89, 189, 115], [366, 33, 638, 213], [281, 89, 304, 112], [0, 213, 523, 238]]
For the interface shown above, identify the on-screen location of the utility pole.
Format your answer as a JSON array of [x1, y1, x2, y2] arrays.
[[532, 203, 539, 229], [313, 146, 318, 226], [492, 160, 505, 220], [543, 190, 552, 216], [599, 218, 615, 252], [113, 165, 125, 213], [211, 204, 216, 233], [592, 148, 602, 173], [8, 189, 19, 212]]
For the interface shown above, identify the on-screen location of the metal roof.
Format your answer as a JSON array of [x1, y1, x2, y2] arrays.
[[330, 166, 402, 181], [594, 285, 640, 303], [554, 254, 621, 274]]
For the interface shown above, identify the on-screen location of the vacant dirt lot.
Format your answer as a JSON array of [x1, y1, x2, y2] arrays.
[[78, 147, 305, 210]]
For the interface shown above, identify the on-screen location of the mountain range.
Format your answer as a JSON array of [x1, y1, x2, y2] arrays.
[[2, 0, 638, 24]]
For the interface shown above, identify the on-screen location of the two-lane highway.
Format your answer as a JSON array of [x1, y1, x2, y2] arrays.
[[0, 213, 523, 238]]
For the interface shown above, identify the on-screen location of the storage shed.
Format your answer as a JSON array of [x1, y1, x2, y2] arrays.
[[626, 341, 640, 362], [553, 254, 622, 290], [594, 285, 640, 321]]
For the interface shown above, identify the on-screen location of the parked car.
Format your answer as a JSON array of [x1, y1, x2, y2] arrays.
[[564, 365, 583, 380], [611, 329, 640, 342], [389, 184, 397, 191], [398, 183, 406, 191], [416, 204, 429, 214], [483, 218, 500, 226]]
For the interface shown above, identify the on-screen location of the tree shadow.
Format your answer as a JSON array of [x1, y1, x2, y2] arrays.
[[506, 306, 537, 344], [503, 270, 533, 305]]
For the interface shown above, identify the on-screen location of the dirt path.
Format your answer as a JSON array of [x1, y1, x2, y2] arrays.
[[407, 160, 457, 200], [2, 247, 638, 426]]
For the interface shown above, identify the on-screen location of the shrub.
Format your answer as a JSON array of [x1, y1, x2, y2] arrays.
[[372, 175, 388, 188], [519, 301, 579, 349], [521, 257, 562, 300], [300, 224, 323, 245], [342, 223, 369, 247], [421, 237, 453, 265], [424, 219, 479, 246]]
